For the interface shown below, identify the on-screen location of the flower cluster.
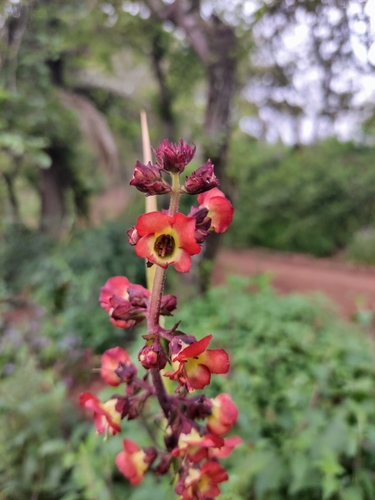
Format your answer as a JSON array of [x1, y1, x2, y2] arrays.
[[80, 139, 239, 499]]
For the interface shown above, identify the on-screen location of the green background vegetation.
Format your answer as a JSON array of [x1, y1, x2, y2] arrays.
[[2, 1, 375, 499]]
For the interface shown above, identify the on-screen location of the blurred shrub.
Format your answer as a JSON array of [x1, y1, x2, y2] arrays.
[[345, 228, 375, 265], [227, 137, 375, 256], [2, 277, 375, 500], [0, 348, 86, 500], [0, 220, 145, 353], [166, 277, 375, 500]]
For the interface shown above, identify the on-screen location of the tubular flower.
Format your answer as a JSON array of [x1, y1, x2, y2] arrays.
[[206, 393, 238, 436], [99, 276, 150, 328], [165, 334, 230, 391], [101, 346, 137, 386], [196, 187, 234, 233], [172, 428, 224, 463], [154, 138, 196, 173], [116, 439, 157, 485], [134, 212, 201, 273], [176, 461, 228, 500], [79, 392, 124, 436]]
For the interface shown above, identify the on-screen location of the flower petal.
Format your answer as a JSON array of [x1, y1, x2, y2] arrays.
[[136, 212, 171, 236], [186, 362, 211, 390], [175, 334, 213, 361], [200, 349, 230, 374]]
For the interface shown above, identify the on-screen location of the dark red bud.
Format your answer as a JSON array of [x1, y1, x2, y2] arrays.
[[115, 396, 131, 418], [143, 447, 158, 466], [138, 344, 168, 370], [127, 404, 140, 420], [128, 288, 149, 308], [153, 139, 196, 174], [155, 453, 172, 475], [130, 161, 172, 196], [160, 294, 177, 316], [181, 160, 219, 194], [110, 296, 147, 324], [115, 361, 138, 384]]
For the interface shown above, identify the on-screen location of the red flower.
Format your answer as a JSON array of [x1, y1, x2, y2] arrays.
[[134, 212, 201, 273], [209, 435, 242, 458], [116, 439, 157, 485], [79, 392, 123, 436], [206, 393, 238, 435], [154, 138, 196, 173], [165, 334, 230, 391], [197, 188, 234, 233], [177, 461, 228, 500], [99, 276, 150, 328], [101, 347, 137, 386], [172, 428, 224, 463]]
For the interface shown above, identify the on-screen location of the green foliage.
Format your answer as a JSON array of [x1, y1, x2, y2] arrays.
[[168, 277, 375, 499], [0, 220, 145, 353], [228, 137, 375, 256], [0, 349, 86, 500], [345, 228, 375, 265], [2, 275, 375, 500]]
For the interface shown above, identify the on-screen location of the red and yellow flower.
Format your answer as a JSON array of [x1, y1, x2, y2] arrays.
[[165, 334, 230, 391], [116, 439, 157, 485], [100, 346, 137, 386], [176, 461, 228, 500], [206, 393, 238, 435], [134, 211, 201, 273], [172, 428, 224, 463], [197, 187, 234, 233], [79, 392, 123, 436]]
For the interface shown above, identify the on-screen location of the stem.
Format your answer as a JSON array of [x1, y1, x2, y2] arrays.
[[146, 172, 182, 418], [169, 173, 180, 216], [150, 367, 170, 418]]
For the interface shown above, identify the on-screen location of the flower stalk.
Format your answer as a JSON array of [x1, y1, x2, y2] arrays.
[[80, 131, 238, 500]]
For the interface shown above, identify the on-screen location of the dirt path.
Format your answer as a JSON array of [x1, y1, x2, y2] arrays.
[[214, 248, 375, 320]]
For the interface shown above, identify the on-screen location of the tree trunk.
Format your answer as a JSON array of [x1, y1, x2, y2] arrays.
[[40, 147, 67, 238], [199, 17, 237, 291]]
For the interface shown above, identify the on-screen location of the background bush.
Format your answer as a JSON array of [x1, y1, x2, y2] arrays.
[[227, 137, 375, 257], [0, 219, 145, 355]]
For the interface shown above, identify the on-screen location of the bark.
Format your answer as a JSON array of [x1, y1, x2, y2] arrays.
[[150, 28, 177, 142], [40, 147, 67, 238], [3, 171, 21, 224]]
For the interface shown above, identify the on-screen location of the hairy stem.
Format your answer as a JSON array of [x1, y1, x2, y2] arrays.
[[147, 172, 181, 418], [169, 173, 180, 215]]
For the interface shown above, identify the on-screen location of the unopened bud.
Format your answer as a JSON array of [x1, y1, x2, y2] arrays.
[[138, 344, 168, 370], [143, 447, 158, 466], [130, 161, 171, 196], [154, 139, 196, 174], [180, 160, 218, 194], [160, 294, 177, 316]]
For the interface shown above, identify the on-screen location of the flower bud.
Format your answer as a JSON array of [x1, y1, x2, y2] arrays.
[[154, 139, 196, 174], [130, 161, 172, 196], [180, 160, 219, 194], [138, 343, 168, 370], [160, 294, 177, 316]]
